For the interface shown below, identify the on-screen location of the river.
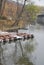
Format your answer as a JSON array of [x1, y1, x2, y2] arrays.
[[0, 24, 44, 65]]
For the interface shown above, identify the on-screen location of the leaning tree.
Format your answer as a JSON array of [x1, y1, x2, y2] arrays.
[[11, 0, 27, 26]]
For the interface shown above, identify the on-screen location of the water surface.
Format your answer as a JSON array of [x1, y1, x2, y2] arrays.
[[0, 25, 44, 65]]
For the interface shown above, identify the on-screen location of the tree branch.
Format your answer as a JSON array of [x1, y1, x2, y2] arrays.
[[11, 0, 27, 27]]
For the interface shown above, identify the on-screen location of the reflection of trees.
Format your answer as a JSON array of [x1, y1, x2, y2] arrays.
[[24, 39, 38, 53], [0, 42, 4, 65], [14, 39, 37, 65], [0, 38, 38, 65], [24, 43, 35, 53], [0, 42, 6, 65], [17, 56, 33, 65]]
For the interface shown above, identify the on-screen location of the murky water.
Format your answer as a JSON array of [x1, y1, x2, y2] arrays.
[[0, 24, 44, 65]]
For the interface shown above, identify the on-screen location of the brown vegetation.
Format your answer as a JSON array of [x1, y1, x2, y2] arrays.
[[0, 0, 43, 31], [0, 0, 24, 31]]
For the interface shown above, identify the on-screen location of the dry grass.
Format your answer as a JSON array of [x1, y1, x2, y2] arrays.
[[0, 20, 24, 31]]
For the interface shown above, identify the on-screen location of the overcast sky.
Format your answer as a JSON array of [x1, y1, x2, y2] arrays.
[[12, 0, 44, 6], [32, 0, 44, 6]]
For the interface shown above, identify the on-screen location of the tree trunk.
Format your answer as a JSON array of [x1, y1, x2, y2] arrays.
[[11, 0, 27, 27], [0, 0, 3, 15], [0, 0, 6, 16]]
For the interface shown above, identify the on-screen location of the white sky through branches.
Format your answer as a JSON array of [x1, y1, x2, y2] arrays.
[[32, 0, 44, 6], [12, 0, 44, 6]]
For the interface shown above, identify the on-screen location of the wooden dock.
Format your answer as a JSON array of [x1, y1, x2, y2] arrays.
[[0, 32, 34, 43]]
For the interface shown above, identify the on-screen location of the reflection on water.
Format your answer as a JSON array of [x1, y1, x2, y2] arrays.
[[24, 39, 37, 53], [0, 38, 37, 65], [17, 56, 33, 65], [16, 39, 37, 65], [0, 25, 44, 65]]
